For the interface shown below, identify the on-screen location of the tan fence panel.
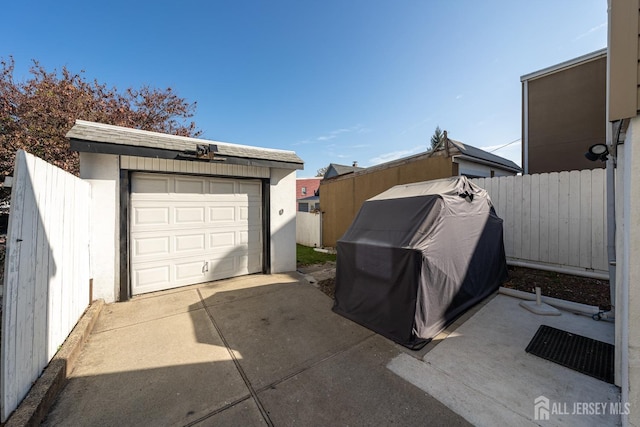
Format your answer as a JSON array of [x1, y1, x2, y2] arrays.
[[320, 156, 454, 247]]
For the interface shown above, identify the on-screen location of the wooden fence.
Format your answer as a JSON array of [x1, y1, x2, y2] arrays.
[[1, 151, 91, 422], [471, 169, 608, 277]]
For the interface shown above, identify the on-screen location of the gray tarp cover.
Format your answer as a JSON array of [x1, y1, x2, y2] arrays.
[[333, 176, 508, 349]]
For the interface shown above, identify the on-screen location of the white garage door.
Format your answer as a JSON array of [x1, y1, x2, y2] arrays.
[[130, 173, 263, 295]]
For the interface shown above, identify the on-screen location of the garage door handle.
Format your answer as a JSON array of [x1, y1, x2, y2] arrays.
[[203, 261, 209, 273]]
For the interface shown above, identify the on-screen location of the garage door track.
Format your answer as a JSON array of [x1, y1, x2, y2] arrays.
[[43, 273, 468, 426]]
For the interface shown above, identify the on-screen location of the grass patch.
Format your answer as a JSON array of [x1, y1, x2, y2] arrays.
[[296, 244, 336, 266]]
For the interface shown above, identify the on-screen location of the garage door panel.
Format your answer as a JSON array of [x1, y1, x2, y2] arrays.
[[209, 180, 235, 194], [175, 260, 207, 281], [205, 255, 239, 281], [133, 207, 170, 226], [209, 206, 236, 222], [239, 206, 261, 222], [246, 255, 263, 272], [134, 236, 171, 257], [135, 265, 171, 288], [234, 254, 262, 274], [175, 206, 206, 224], [239, 229, 262, 245], [132, 176, 171, 193], [209, 231, 236, 249], [131, 173, 263, 295], [175, 233, 206, 253], [175, 177, 206, 194], [239, 182, 261, 198]]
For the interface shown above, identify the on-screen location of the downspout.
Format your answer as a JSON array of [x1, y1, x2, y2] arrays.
[[606, 137, 617, 311], [523, 80, 529, 174]]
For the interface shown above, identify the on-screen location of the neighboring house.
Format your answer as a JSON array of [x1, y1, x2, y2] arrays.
[[444, 137, 521, 178], [296, 177, 321, 211], [297, 194, 320, 212], [521, 48, 607, 174], [323, 162, 365, 179], [320, 136, 521, 246], [66, 120, 303, 302]]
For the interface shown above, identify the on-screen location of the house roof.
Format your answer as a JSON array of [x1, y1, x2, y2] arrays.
[[325, 163, 365, 177], [520, 48, 607, 82], [447, 139, 522, 173], [66, 120, 304, 169], [322, 139, 521, 181]]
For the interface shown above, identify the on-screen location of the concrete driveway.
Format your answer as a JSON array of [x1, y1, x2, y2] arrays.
[[43, 272, 468, 426]]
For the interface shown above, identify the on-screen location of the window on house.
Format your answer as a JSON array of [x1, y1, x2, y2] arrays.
[[301, 187, 307, 195]]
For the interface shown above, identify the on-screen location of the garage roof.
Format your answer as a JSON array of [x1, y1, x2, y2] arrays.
[[67, 120, 304, 169]]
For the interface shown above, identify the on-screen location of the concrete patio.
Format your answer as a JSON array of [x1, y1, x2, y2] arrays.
[[388, 293, 620, 426], [37, 268, 622, 426], [42, 272, 468, 426]]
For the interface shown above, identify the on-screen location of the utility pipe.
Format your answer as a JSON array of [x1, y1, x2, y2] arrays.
[[606, 120, 621, 310], [506, 259, 609, 280], [498, 287, 612, 320]]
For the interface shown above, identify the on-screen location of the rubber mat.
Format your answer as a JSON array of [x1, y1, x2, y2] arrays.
[[525, 324, 614, 384]]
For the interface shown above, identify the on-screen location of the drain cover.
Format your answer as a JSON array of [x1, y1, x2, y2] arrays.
[[525, 325, 614, 384]]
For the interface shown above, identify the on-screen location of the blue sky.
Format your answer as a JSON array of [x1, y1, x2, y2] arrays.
[[2, 1, 607, 177]]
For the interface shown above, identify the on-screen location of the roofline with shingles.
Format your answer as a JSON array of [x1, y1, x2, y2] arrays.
[[66, 120, 304, 169]]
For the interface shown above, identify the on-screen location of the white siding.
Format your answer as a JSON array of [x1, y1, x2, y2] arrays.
[[120, 155, 270, 178]]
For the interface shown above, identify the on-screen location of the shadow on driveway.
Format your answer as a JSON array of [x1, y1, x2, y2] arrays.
[[44, 273, 469, 426]]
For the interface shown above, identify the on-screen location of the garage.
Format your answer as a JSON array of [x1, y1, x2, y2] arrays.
[[67, 120, 302, 302], [130, 173, 263, 295]]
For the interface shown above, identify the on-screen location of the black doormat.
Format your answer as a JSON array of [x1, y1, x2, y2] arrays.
[[525, 325, 614, 384]]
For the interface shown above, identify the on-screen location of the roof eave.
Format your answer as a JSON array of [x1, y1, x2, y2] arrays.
[[520, 48, 607, 82], [452, 154, 522, 173], [70, 139, 304, 170]]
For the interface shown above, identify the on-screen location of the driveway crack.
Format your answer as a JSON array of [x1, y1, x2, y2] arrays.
[[197, 289, 274, 427]]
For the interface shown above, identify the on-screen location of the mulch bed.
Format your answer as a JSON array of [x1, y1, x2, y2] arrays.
[[502, 266, 610, 310], [315, 265, 611, 310], [317, 277, 336, 300]]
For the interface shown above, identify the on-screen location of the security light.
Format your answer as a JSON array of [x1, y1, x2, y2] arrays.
[[584, 143, 609, 162]]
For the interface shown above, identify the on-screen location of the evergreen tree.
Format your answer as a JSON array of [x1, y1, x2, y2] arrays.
[[430, 126, 444, 150]]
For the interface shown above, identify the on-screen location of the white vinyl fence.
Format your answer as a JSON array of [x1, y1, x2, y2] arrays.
[[296, 211, 322, 248], [1, 150, 91, 422], [472, 169, 608, 277]]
